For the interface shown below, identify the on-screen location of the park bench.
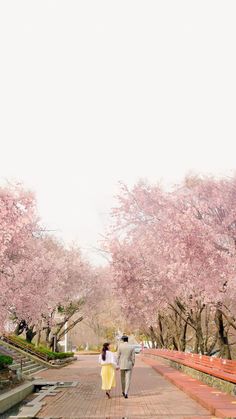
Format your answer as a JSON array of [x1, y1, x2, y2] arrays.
[[143, 349, 236, 384]]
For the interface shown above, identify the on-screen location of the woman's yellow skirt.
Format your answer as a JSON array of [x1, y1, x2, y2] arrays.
[[101, 364, 116, 390]]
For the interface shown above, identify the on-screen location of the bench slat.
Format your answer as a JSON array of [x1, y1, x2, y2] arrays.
[[144, 349, 236, 383]]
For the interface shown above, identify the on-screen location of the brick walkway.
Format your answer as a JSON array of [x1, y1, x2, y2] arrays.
[[34, 355, 217, 418]]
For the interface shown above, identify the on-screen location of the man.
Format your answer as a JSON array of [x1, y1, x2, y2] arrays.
[[117, 335, 135, 398]]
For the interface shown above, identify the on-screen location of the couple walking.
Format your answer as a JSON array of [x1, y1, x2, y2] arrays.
[[98, 335, 135, 399]]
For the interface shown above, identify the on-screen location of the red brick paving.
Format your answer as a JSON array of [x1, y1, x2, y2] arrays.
[[32, 355, 220, 418]]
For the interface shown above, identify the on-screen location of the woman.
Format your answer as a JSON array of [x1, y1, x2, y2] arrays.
[[98, 342, 117, 398]]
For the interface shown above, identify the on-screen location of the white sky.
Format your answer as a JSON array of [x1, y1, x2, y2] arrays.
[[0, 1, 236, 264]]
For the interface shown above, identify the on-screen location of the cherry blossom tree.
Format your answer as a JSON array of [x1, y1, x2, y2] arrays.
[[0, 183, 98, 351], [106, 177, 236, 358], [0, 184, 39, 329]]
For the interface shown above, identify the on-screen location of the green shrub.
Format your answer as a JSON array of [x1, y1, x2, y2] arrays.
[[0, 355, 13, 369], [8, 335, 73, 360], [51, 352, 74, 359], [37, 346, 73, 360]]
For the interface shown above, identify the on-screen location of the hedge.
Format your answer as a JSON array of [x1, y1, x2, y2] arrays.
[[0, 355, 13, 369]]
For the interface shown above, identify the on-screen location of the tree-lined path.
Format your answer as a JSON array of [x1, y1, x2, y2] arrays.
[[34, 355, 214, 419]]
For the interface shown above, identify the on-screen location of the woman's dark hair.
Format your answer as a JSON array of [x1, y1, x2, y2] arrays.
[[102, 342, 110, 361]]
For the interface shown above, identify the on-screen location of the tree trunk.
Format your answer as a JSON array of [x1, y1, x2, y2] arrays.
[[49, 315, 84, 351], [172, 335, 179, 351], [14, 320, 27, 336], [26, 326, 37, 343], [36, 327, 41, 347], [149, 326, 157, 348], [45, 323, 51, 348], [194, 325, 204, 354], [193, 333, 199, 353], [215, 309, 231, 359], [179, 319, 188, 352], [190, 304, 205, 354], [158, 315, 165, 347]]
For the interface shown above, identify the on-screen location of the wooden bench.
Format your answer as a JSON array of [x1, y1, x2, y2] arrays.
[[143, 349, 236, 384]]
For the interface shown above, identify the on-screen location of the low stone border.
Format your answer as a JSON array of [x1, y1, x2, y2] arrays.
[[49, 356, 75, 365], [0, 382, 34, 414], [9, 380, 79, 418], [143, 353, 236, 396]]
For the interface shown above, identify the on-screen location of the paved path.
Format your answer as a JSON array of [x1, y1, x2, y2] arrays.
[[34, 355, 217, 419]]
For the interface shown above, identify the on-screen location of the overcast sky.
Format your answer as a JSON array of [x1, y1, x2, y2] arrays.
[[0, 1, 236, 264]]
